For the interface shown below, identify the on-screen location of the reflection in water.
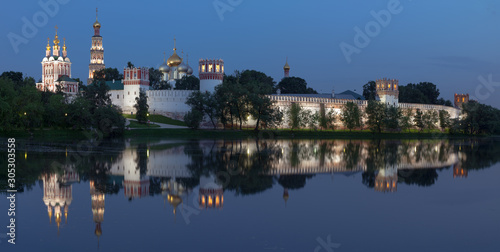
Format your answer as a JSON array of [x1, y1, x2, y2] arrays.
[[41, 169, 79, 235], [32, 138, 500, 241]]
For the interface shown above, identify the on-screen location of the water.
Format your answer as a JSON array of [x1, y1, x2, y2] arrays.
[[1, 138, 499, 252]]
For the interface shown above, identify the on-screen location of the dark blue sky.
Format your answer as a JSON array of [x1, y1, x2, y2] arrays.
[[1, 0, 499, 107]]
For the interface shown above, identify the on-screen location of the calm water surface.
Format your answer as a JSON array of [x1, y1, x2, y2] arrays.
[[0, 138, 499, 252]]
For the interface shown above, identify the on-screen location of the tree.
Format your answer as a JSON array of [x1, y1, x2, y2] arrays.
[[438, 110, 451, 130], [95, 68, 123, 81], [246, 81, 280, 130], [276, 77, 317, 94], [134, 89, 149, 124], [400, 108, 413, 132], [414, 109, 424, 131], [286, 103, 302, 130], [340, 102, 362, 131], [460, 101, 500, 135], [362, 81, 377, 100], [127, 62, 135, 68], [148, 68, 162, 90], [384, 105, 401, 131], [319, 104, 328, 130], [202, 92, 218, 129], [422, 110, 438, 131], [399, 82, 443, 105], [175, 76, 200, 90], [365, 100, 386, 133], [184, 110, 203, 129], [239, 70, 275, 93]]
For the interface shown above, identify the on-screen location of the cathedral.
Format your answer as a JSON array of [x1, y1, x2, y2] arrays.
[[35, 26, 78, 95]]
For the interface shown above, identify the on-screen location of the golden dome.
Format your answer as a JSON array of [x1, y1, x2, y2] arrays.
[[283, 57, 290, 70], [46, 37, 51, 51], [167, 50, 182, 67], [167, 38, 182, 67], [93, 8, 101, 28]]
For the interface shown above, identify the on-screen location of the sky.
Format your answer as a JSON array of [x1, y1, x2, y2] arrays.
[[1, 0, 499, 108]]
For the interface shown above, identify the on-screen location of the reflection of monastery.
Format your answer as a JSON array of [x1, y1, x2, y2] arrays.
[[40, 140, 468, 240], [37, 10, 467, 124]]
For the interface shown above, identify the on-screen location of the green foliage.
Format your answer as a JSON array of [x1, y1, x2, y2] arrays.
[[95, 68, 123, 81], [127, 62, 135, 68], [175, 75, 200, 90], [384, 105, 401, 131], [286, 103, 302, 130], [276, 77, 317, 94], [239, 70, 275, 93], [460, 101, 500, 135], [399, 82, 449, 105], [438, 110, 451, 130], [422, 110, 438, 131], [362, 81, 377, 100], [184, 110, 203, 129], [246, 81, 281, 130], [400, 109, 413, 132], [365, 100, 386, 133], [134, 89, 149, 124], [414, 109, 424, 131], [340, 102, 362, 132]]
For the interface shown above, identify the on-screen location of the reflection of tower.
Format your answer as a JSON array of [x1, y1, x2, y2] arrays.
[[453, 164, 468, 178], [198, 175, 223, 210], [376, 78, 399, 106], [283, 188, 289, 207], [374, 166, 398, 193], [162, 178, 186, 215], [42, 170, 79, 235], [90, 180, 105, 245], [123, 164, 150, 200]]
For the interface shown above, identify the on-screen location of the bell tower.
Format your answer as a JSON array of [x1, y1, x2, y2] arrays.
[[88, 8, 105, 84], [376, 78, 399, 106]]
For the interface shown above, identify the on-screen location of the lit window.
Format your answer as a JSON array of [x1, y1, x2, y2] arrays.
[[462, 97, 465, 102], [216, 64, 220, 73], [208, 64, 213, 72], [201, 65, 206, 72], [388, 84, 391, 88]]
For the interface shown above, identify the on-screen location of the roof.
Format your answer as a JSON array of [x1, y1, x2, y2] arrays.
[[56, 75, 77, 82], [272, 90, 364, 100], [105, 80, 124, 90], [337, 90, 364, 100]]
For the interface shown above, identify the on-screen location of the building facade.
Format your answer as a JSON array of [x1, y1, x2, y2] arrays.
[[36, 26, 78, 95]]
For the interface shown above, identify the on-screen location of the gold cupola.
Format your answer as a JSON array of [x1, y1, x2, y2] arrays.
[[93, 8, 101, 28], [283, 57, 290, 71], [167, 38, 182, 67]]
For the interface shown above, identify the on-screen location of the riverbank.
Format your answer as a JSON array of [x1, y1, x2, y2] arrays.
[[0, 128, 481, 141]]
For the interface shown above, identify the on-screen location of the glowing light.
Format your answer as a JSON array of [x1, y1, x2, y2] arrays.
[[24, 152, 27, 159], [65, 113, 67, 116], [208, 196, 213, 207], [201, 195, 205, 205], [147, 149, 150, 158], [24, 112, 26, 116]]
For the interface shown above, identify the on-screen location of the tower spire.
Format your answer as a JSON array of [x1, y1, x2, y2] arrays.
[[63, 38, 66, 51], [283, 56, 290, 78], [163, 51, 166, 63], [96, 7, 98, 21], [173, 37, 177, 52], [46, 37, 51, 51]]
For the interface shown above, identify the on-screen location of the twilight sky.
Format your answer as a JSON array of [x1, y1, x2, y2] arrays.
[[1, 0, 499, 107]]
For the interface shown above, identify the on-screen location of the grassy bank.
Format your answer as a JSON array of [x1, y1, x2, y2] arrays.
[[123, 114, 186, 126], [127, 120, 160, 128]]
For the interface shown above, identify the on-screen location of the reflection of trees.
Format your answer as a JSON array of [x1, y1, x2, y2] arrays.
[[277, 175, 314, 190], [458, 139, 500, 170], [78, 140, 126, 194], [343, 141, 361, 170], [398, 169, 439, 187], [135, 144, 148, 176]]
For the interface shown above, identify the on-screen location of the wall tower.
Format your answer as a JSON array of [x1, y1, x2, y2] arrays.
[[454, 93, 469, 108], [199, 59, 224, 93], [376, 78, 399, 106]]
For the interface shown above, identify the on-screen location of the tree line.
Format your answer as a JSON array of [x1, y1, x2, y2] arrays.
[[0, 71, 124, 136]]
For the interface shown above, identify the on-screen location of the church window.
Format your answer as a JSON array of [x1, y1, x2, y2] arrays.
[[202, 65, 206, 72], [209, 64, 213, 72], [216, 64, 220, 73]]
